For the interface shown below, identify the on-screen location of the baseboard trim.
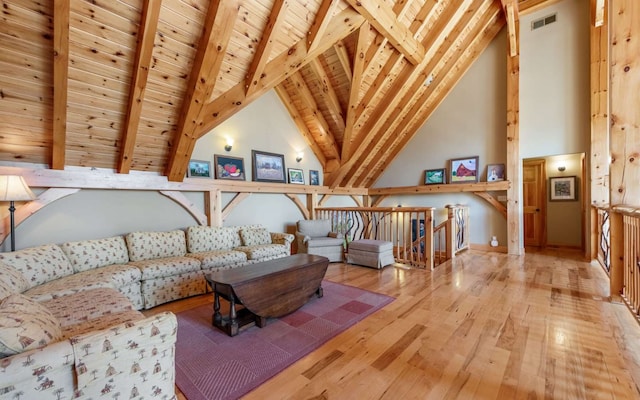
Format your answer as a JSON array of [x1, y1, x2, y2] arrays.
[[470, 243, 508, 253]]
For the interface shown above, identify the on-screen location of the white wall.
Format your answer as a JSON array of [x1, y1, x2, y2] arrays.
[[520, 0, 590, 158]]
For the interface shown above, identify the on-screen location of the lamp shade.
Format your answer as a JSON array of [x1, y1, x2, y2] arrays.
[[0, 175, 36, 201]]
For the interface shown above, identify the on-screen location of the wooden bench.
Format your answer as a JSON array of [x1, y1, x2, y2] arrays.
[[204, 254, 329, 336]]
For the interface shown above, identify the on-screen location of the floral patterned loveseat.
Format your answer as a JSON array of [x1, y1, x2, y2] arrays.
[[0, 261, 177, 400]]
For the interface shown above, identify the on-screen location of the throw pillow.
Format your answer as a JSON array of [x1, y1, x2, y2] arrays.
[[240, 228, 272, 246], [0, 294, 63, 358]]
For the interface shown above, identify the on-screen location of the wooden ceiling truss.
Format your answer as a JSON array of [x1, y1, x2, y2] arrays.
[[1, 0, 553, 187]]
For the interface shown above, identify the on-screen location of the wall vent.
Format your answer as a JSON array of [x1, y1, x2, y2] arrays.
[[531, 13, 557, 30]]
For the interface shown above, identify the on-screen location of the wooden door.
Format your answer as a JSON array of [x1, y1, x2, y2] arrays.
[[523, 159, 546, 247]]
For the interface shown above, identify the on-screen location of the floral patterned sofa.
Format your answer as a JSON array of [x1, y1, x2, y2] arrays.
[[0, 223, 293, 399], [0, 266, 177, 400]]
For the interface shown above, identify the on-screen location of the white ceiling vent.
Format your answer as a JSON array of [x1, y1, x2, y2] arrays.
[[531, 13, 557, 30]]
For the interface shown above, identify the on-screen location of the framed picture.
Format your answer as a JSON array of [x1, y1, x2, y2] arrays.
[[486, 163, 505, 182], [309, 170, 320, 185], [424, 168, 446, 185], [252, 150, 286, 183], [214, 154, 245, 181], [288, 168, 305, 184], [450, 156, 479, 183], [550, 176, 577, 201], [187, 159, 212, 178]]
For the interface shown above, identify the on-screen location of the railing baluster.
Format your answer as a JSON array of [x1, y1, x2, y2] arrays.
[[315, 206, 468, 269]]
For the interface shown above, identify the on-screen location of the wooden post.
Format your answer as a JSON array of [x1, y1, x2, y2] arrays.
[[506, 7, 524, 255], [610, 0, 640, 205], [207, 189, 223, 227], [446, 205, 455, 260], [425, 208, 434, 270], [609, 210, 624, 302]]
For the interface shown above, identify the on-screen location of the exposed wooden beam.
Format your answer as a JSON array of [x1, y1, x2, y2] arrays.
[[592, 0, 605, 27], [245, 0, 289, 96], [342, 22, 369, 160], [501, 0, 520, 57], [358, 1, 502, 187], [288, 72, 341, 162], [119, 0, 163, 174], [308, 0, 341, 51], [308, 58, 346, 132], [518, 0, 564, 15], [355, 0, 444, 126], [334, 42, 353, 81], [274, 84, 328, 168], [52, 0, 70, 170], [343, 0, 425, 65], [328, 1, 463, 187], [195, 8, 365, 138], [166, 0, 240, 182], [590, 0, 609, 206]]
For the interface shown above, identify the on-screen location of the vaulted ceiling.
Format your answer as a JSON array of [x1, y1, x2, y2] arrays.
[[0, 0, 549, 187]]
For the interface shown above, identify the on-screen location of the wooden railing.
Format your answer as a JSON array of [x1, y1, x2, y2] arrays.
[[616, 206, 640, 318], [594, 206, 611, 274], [315, 205, 470, 269]]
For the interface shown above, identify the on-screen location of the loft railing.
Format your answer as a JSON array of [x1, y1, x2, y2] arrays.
[[315, 205, 470, 270], [595, 206, 611, 273], [616, 207, 640, 317]]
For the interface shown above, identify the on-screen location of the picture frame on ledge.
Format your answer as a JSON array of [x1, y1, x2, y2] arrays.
[[549, 176, 577, 201], [486, 163, 505, 182], [424, 168, 446, 185], [288, 168, 305, 184], [309, 170, 320, 185], [450, 156, 479, 184], [187, 159, 212, 178], [214, 154, 246, 181], [252, 150, 286, 183]]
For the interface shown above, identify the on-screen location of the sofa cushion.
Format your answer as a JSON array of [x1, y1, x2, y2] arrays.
[[0, 294, 62, 357], [240, 227, 272, 246], [23, 264, 142, 303], [0, 262, 29, 298], [128, 256, 201, 280], [306, 237, 345, 248], [0, 245, 74, 289], [60, 236, 129, 273], [297, 219, 333, 238], [187, 226, 242, 253], [126, 230, 187, 262], [235, 244, 289, 261], [42, 288, 140, 330], [187, 250, 248, 269]]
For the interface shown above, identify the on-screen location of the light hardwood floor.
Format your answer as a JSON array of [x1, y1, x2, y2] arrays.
[[146, 250, 640, 399]]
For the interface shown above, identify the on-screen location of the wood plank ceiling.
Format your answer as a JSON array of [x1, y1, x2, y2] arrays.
[[0, 0, 541, 187]]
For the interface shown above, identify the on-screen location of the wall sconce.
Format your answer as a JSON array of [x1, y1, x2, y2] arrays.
[[296, 152, 303, 163], [557, 163, 566, 172], [224, 138, 233, 152], [0, 175, 36, 251]]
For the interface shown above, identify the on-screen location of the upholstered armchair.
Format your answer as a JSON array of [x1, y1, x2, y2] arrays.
[[295, 219, 344, 262]]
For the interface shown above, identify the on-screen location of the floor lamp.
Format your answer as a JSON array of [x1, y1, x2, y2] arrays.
[[0, 175, 36, 252]]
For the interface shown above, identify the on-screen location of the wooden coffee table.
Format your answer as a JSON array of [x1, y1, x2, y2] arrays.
[[204, 254, 329, 336]]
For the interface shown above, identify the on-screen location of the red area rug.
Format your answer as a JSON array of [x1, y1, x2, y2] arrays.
[[175, 280, 394, 400]]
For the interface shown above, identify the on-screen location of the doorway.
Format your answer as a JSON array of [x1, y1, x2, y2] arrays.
[[523, 159, 546, 247], [523, 153, 586, 252]]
